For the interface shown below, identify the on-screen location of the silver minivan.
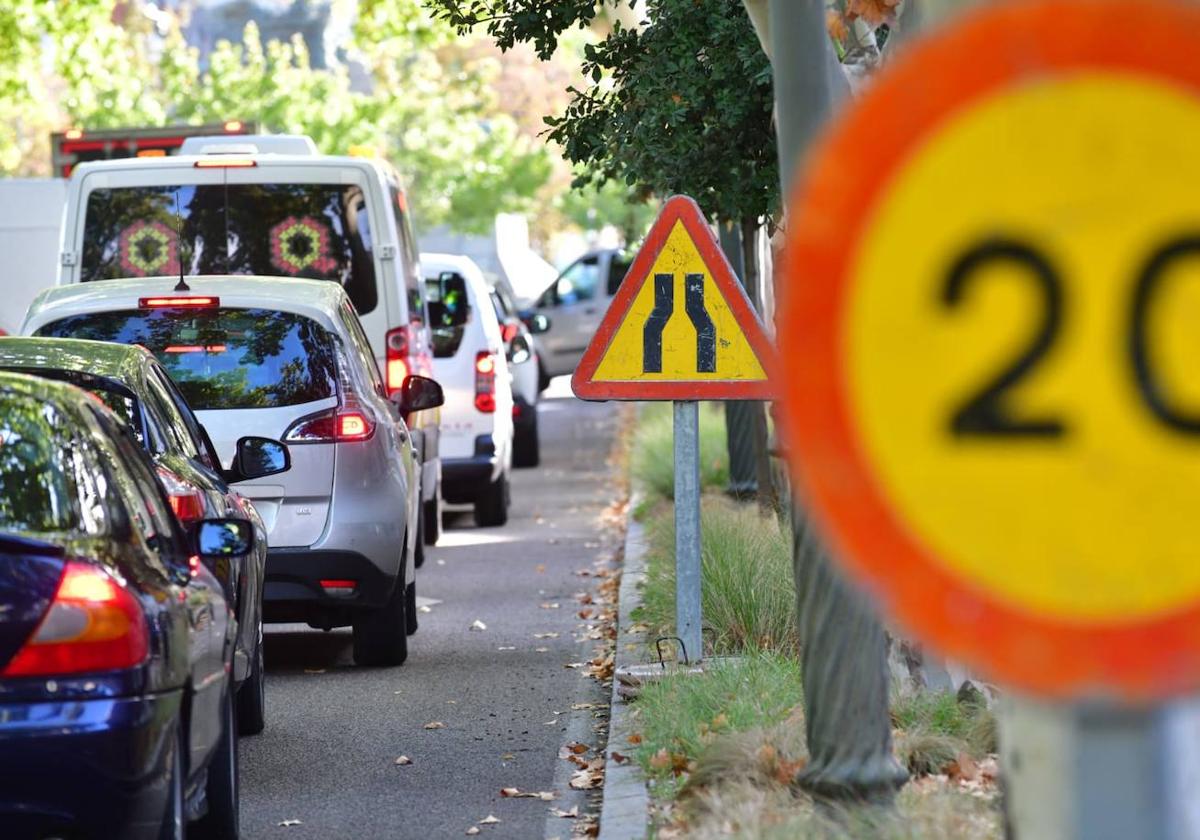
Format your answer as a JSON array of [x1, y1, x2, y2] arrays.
[[25, 276, 443, 666]]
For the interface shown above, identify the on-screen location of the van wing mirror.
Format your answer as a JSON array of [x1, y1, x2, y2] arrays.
[[396, 375, 444, 414], [526, 313, 551, 334]]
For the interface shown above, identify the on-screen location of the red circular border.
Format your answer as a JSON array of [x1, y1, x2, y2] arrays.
[[779, 0, 1200, 699]]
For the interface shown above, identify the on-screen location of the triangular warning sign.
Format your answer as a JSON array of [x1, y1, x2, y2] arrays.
[[572, 195, 777, 401]]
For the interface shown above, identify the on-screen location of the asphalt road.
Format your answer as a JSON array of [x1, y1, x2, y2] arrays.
[[240, 381, 620, 840]]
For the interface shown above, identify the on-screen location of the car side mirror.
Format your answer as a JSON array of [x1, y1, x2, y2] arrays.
[[527, 313, 551, 334], [231, 436, 290, 481], [396, 375, 444, 414], [193, 519, 253, 558]]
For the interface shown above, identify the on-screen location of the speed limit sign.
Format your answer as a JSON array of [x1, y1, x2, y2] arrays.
[[779, 0, 1200, 698]]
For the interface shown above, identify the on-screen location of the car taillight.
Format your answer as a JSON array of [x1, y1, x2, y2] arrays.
[[3, 562, 149, 677], [155, 467, 206, 525], [385, 326, 410, 396], [139, 296, 219, 309], [500, 321, 519, 344], [284, 409, 376, 443], [475, 351, 497, 413]]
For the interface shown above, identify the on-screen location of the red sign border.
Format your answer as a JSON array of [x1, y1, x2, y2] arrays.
[[779, 0, 1200, 699], [571, 195, 777, 401]]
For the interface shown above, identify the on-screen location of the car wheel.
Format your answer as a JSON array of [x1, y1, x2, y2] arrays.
[[193, 688, 239, 839], [513, 410, 540, 468], [236, 620, 266, 736], [405, 580, 418, 636], [423, 489, 442, 546], [537, 360, 551, 393], [352, 562, 410, 667], [157, 728, 185, 840], [413, 501, 427, 569], [474, 474, 509, 527]]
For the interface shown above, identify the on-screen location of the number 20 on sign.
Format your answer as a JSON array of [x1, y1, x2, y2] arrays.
[[780, 0, 1200, 698]]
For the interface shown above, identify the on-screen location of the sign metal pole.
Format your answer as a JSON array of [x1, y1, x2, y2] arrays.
[[673, 399, 703, 663]]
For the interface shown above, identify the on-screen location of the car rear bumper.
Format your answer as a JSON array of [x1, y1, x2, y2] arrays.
[[0, 691, 181, 840], [263, 548, 398, 623], [442, 456, 499, 503]]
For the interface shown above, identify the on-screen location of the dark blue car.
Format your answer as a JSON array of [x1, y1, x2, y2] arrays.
[[0, 372, 250, 839]]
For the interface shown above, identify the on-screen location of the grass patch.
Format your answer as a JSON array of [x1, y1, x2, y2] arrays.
[[631, 402, 729, 503], [891, 689, 997, 776], [633, 652, 804, 801], [635, 495, 795, 656]]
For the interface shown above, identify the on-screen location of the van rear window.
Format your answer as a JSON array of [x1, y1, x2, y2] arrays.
[[80, 183, 378, 314], [37, 308, 338, 410]]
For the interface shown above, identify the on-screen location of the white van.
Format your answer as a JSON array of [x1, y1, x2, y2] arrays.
[[422, 253, 514, 527], [54, 136, 446, 548]]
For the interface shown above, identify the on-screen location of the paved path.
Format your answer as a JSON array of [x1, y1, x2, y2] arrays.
[[240, 382, 619, 839]]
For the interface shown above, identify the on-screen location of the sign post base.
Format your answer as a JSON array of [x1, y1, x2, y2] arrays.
[[1002, 695, 1200, 839]]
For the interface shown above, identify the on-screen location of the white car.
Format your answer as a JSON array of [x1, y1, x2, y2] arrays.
[[24, 275, 443, 666], [422, 253, 514, 527], [53, 135, 445, 556]]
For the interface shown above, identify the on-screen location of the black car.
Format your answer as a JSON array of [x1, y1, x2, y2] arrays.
[[0, 336, 289, 734], [0, 371, 252, 838]]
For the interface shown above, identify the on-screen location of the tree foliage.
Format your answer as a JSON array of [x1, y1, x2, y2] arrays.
[[428, 0, 777, 224], [0, 1, 550, 234]]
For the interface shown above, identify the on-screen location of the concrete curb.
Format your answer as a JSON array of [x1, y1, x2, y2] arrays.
[[598, 495, 651, 840]]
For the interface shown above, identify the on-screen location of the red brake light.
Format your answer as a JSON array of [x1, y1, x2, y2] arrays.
[[164, 344, 226, 354], [3, 562, 149, 677], [338, 412, 370, 440], [475, 351, 497, 413], [156, 467, 206, 525], [139, 296, 219, 309], [500, 322, 519, 344], [385, 326, 410, 397], [284, 409, 375, 443]]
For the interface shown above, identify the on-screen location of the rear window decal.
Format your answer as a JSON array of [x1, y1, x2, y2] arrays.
[[119, 220, 180, 277], [270, 215, 336, 276]]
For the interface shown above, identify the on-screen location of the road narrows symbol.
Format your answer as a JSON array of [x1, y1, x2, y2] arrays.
[[685, 273, 716, 373], [643, 273, 674, 373]]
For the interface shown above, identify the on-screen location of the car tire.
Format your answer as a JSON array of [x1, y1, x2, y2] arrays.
[[405, 580, 418, 636], [413, 502, 427, 569], [537, 360, 551, 393], [236, 620, 266, 736], [193, 688, 239, 839], [352, 566, 410, 667], [157, 728, 185, 840], [423, 491, 442, 546], [513, 410, 540, 468], [474, 474, 509, 527]]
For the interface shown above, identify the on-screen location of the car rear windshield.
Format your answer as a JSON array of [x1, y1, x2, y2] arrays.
[[37, 308, 338, 410], [0, 394, 83, 533], [80, 183, 378, 314]]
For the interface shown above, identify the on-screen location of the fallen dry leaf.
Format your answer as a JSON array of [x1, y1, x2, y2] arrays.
[[611, 751, 629, 764], [535, 564, 546, 573], [564, 662, 584, 669], [418, 604, 432, 613], [569, 767, 604, 790], [501, 787, 557, 800], [470, 620, 487, 631], [278, 819, 303, 827], [479, 815, 500, 825], [540, 602, 561, 610], [534, 632, 560, 639], [497, 646, 516, 651], [627, 733, 643, 745], [394, 755, 413, 766], [570, 742, 589, 754], [465, 828, 480, 836], [535, 647, 550, 652], [424, 721, 446, 730], [550, 805, 580, 819]]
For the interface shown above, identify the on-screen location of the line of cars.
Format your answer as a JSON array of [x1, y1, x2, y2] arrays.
[[0, 135, 551, 837]]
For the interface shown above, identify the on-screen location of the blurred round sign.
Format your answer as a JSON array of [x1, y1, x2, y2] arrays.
[[779, 0, 1200, 698]]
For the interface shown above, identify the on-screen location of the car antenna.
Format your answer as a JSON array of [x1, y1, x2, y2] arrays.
[[173, 188, 190, 292]]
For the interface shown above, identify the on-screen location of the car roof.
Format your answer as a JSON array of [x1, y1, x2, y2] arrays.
[[68, 152, 390, 181], [420, 252, 486, 278], [0, 368, 102, 415], [0, 336, 155, 387], [24, 276, 349, 334]]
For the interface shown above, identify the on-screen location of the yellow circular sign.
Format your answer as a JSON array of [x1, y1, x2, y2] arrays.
[[852, 72, 1200, 621], [780, 0, 1200, 697]]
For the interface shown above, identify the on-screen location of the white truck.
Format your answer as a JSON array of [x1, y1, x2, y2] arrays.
[[0, 179, 66, 335]]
